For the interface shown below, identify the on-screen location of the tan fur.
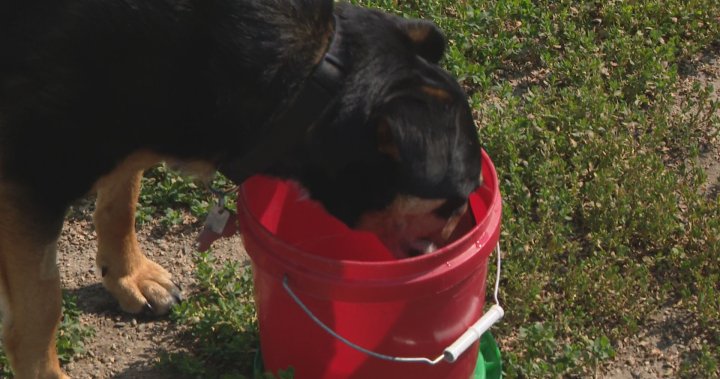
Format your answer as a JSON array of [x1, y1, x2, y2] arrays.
[[93, 151, 183, 315], [420, 85, 453, 103], [440, 203, 469, 240], [0, 184, 67, 379], [405, 24, 431, 45], [357, 196, 470, 256], [313, 19, 336, 64], [356, 196, 448, 256], [0, 150, 216, 378]]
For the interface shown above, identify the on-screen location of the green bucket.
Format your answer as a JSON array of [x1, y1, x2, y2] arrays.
[[254, 332, 502, 379], [473, 332, 502, 379]]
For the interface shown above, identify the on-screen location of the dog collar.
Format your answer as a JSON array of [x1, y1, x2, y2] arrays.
[[218, 16, 345, 184]]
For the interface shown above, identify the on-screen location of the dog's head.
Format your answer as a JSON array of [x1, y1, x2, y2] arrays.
[[249, 4, 481, 256]]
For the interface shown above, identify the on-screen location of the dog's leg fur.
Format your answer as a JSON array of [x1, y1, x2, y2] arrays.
[[0, 185, 67, 379], [93, 152, 181, 315]]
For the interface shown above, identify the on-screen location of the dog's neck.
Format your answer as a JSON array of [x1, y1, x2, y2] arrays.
[[204, 1, 335, 97], [198, 0, 339, 151], [217, 15, 346, 183]]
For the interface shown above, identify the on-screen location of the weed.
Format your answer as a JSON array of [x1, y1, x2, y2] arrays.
[[504, 322, 614, 378], [0, 293, 95, 377], [161, 252, 292, 379], [132, 0, 720, 376], [357, 0, 720, 376], [137, 165, 236, 228], [4, 1, 719, 377]]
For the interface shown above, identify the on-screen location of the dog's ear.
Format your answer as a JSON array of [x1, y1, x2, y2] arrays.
[[398, 19, 446, 63], [373, 89, 480, 199], [374, 96, 451, 194]]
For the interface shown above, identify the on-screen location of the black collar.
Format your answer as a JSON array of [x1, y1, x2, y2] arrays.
[[218, 16, 345, 184]]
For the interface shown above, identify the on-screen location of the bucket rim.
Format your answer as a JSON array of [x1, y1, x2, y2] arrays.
[[236, 149, 501, 284]]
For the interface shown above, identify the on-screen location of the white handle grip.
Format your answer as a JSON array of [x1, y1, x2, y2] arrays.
[[283, 242, 506, 366], [443, 304, 504, 363]]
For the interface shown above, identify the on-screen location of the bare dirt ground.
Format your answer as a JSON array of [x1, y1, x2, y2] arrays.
[[58, 197, 248, 379], [55, 55, 719, 379]]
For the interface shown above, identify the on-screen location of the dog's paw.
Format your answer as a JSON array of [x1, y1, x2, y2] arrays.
[[102, 257, 182, 316]]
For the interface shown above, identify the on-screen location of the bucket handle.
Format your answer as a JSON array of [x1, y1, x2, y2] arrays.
[[282, 243, 505, 365]]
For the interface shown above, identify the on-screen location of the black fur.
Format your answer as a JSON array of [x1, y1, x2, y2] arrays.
[[268, 5, 481, 224], [0, 0, 480, 229]]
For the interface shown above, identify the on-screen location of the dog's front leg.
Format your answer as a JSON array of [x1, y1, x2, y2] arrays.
[[0, 185, 67, 379], [94, 152, 181, 315]]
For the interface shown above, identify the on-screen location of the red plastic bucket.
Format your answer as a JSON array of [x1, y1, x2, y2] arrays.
[[237, 150, 501, 379]]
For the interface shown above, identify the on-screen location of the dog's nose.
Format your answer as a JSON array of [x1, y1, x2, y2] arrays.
[[433, 197, 467, 218]]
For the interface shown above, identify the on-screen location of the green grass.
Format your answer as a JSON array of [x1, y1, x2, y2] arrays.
[[136, 165, 236, 228], [161, 252, 258, 377], [160, 252, 293, 379], [2, 1, 718, 377], [349, 0, 719, 377], [0, 293, 95, 377], [166, 1, 719, 377], [384, 0, 718, 377]]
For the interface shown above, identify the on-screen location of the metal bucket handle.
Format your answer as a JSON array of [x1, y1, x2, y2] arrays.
[[282, 243, 505, 365]]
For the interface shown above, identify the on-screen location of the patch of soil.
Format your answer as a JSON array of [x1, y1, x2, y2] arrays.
[[601, 50, 720, 379], [58, 198, 248, 379], [601, 304, 708, 379]]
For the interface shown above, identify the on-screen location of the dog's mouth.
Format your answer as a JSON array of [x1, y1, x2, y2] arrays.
[[355, 196, 473, 258], [241, 177, 478, 260]]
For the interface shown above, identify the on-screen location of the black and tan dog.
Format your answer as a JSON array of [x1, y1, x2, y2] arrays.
[[0, 1, 481, 377]]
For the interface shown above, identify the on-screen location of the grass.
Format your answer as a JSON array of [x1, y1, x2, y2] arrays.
[[427, 0, 720, 376], [136, 165, 236, 228], [158, 0, 720, 377], [160, 252, 294, 379], [161, 252, 257, 377], [166, 0, 719, 377], [1, 0, 718, 377], [394, 0, 719, 376]]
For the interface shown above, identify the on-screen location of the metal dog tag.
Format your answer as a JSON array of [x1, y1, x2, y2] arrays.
[[196, 187, 242, 251], [205, 205, 231, 234], [197, 205, 240, 251]]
